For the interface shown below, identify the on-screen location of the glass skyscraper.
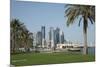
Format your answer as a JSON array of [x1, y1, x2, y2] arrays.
[[36, 31, 42, 47], [41, 26, 45, 39], [41, 26, 45, 48], [60, 31, 64, 44], [49, 27, 54, 48], [55, 28, 60, 44]]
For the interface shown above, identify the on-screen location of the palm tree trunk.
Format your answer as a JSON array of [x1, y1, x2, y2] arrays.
[[11, 32, 14, 53], [12, 32, 16, 53], [83, 30, 88, 54], [83, 17, 88, 55]]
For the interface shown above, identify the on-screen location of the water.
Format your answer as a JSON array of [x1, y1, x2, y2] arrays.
[[88, 47, 95, 55], [81, 47, 95, 55]]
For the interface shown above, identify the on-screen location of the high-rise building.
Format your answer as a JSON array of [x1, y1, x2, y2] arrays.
[[41, 26, 45, 39], [48, 27, 61, 49], [41, 26, 46, 48], [36, 31, 42, 47], [60, 31, 64, 44], [49, 27, 54, 48], [48, 31, 51, 48], [54, 29, 57, 50], [54, 28, 60, 49], [33, 32, 36, 47], [55, 28, 60, 44]]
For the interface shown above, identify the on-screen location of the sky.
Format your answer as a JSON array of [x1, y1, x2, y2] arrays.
[[11, 0, 95, 46]]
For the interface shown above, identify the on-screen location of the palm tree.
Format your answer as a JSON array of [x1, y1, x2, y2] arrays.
[[10, 19, 24, 53], [11, 19, 34, 53], [23, 29, 29, 52], [21, 26, 32, 52], [65, 4, 95, 54]]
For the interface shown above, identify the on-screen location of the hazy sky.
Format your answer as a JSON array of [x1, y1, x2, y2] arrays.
[[11, 0, 95, 46]]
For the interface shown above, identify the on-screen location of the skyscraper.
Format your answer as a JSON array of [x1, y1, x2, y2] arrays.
[[49, 27, 54, 48], [54, 29, 57, 50], [54, 28, 60, 49], [33, 32, 37, 47], [41, 26, 45, 48], [36, 31, 42, 47], [55, 27, 60, 44], [60, 31, 64, 44]]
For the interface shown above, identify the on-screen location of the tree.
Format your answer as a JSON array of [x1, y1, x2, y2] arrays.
[[11, 19, 33, 53], [22, 27, 30, 52], [10, 19, 24, 53], [65, 5, 95, 54]]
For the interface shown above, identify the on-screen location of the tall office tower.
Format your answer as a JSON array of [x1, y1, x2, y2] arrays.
[[60, 31, 64, 44], [54, 28, 60, 49], [33, 32, 37, 47], [55, 27, 60, 44], [54, 29, 57, 50], [54, 30, 56, 44], [48, 30, 51, 48], [47, 33, 50, 48], [41, 26, 45, 48], [49, 27, 54, 48], [36, 31, 42, 47]]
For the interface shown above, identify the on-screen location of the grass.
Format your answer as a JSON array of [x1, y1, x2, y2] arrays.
[[11, 52, 95, 66]]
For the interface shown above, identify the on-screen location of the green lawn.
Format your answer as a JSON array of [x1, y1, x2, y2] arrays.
[[11, 52, 95, 66]]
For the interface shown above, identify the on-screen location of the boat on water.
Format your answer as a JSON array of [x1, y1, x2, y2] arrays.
[[68, 48, 81, 51]]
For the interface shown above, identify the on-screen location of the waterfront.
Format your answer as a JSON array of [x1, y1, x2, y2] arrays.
[[87, 47, 95, 55], [80, 47, 95, 55]]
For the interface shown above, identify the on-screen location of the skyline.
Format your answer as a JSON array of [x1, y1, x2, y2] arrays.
[[11, 0, 95, 46]]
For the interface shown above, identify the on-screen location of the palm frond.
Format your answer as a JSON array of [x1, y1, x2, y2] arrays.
[[88, 16, 94, 24], [64, 4, 71, 8], [78, 17, 82, 26], [65, 4, 95, 28], [64, 8, 71, 17]]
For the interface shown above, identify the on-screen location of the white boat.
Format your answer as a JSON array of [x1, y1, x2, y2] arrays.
[[68, 48, 81, 51]]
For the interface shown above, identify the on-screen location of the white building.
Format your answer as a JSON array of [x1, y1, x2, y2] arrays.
[[56, 43, 81, 49], [33, 32, 37, 47]]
